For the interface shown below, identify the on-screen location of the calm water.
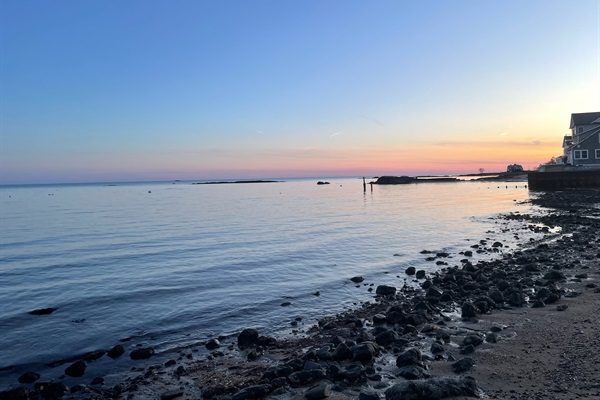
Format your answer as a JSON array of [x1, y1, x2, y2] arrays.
[[0, 178, 537, 384]]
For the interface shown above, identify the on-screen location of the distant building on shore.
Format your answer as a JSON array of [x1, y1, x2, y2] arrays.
[[506, 164, 524, 173]]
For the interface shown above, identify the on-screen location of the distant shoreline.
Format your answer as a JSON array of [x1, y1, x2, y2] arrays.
[[191, 180, 282, 185]]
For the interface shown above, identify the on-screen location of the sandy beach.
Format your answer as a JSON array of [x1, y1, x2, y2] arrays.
[[1, 188, 598, 400]]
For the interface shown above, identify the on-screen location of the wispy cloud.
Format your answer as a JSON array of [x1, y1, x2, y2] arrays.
[[330, 130, 344, 137], [499, 131, 509, 137], [359, 115, 386, 127]]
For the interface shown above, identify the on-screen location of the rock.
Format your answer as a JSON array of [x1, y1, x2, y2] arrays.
[[416, 270, 426, 279], [430, 342, 445, 354], [130, 347, 154, 360], [83, 350, 105, 361], [64, 361, 86, 377], [397, 366, 429, 380], [485, 332, 499, 343], [359, 390, 381, 400], [460, 302, 479, 319], [332, 342, 352, 361], [405, 267, 416, 275], [460, 344, 475, 354], [161, 390, 185, 400], [532, 299, 545, 308], [544, 270, 566, 281], [18, 371, 40, 384], [462, 335, 483, 347], [395, 348, 422, 367], [0, 387, 30, 400], [36, 382, 68, 400], [305, 383, 331, 399], [28, 307, 57, 316], [90, 377, 104, 385], [556, 304, 568, 311], [376, 285, 396, 296], [337, 364, 365, 381], [351, 342, 379, 363], [257, 335, 277, 347], [288, 369, 326, 387], [375, 330, 400, 346], [385, 376, 478, 399], [238, 328, 259, 349], [492, 241, 503, 248], [107, 344, 125, 359], [351, 276, 364, 283], [372, 314, 387, 325], [205, 339, 220, 350], [507, 292, 526, 307], [231, 384, 272, 400], [451, 357, 475, 373]]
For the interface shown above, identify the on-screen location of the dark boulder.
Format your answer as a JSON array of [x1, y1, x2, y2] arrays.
[[332, 342, 352, 361], [205, 339, 220, 350], [238, 328, 259, 349], [18, 371, 40, 384], [351, 276, 364, 283], [385, 376, 478, 399], [507, 292, 526, 307], [64, 361, 86, 377], [460, 302, 479, 319], [107, 344, 125, 359], [405, 267, 416, 275], [488, 288, 504, 305], [416, 270, 426, 279], [430, 342, 445, 354], [231, 384, 272, 400], [462, 335, 483, 347], [35, 382, 68, 400], [395, 348, 422, 368], [130, 347, 154, 360], [375, 330, 400, 347], [451, 357, 475, 373], [485, 332, 499, 343], [288, 369, 326, 387], [351, 342, 379, 363], [305, 383, 331, 400], [0, 387, 30, 400], [544, 270, 566, 281], [337, 364, 365, 381], [28, 308, 57, 316], [397, 366, 429, 380], [376, 285, 396, 296]]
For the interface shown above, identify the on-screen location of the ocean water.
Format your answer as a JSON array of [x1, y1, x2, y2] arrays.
[[0, 178, 536, 384]]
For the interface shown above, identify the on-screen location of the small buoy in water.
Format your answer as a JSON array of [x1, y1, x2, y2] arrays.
[[148, 191, 151, 193]]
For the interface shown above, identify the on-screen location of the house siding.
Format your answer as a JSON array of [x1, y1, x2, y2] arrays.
[[571, 133, 600, 166]]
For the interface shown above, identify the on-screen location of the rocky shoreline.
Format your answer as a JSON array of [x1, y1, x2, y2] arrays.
[[1, 189, 598, 400]]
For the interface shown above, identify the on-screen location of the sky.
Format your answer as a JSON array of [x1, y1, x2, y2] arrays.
[[1, 0, 599, 184]]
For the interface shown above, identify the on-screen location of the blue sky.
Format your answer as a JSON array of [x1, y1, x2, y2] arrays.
[[1, 0, 599, 183]]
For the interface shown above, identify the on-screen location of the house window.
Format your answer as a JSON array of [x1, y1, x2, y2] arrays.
[[596, 149, 600, 159], [578, 126, 584, 133], [574, 150, 588, 159]]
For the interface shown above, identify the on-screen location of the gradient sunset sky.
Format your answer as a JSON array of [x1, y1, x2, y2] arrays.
[[1, 0, 599, 184]]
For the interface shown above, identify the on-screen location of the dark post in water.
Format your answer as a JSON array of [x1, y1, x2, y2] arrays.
[[363, 177, 366, 192]]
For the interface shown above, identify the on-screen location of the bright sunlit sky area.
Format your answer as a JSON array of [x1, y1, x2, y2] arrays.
[[1, 0, 599, 184]]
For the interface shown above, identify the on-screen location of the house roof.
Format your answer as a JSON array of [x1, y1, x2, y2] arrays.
[[570, 112, 600, 128]]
